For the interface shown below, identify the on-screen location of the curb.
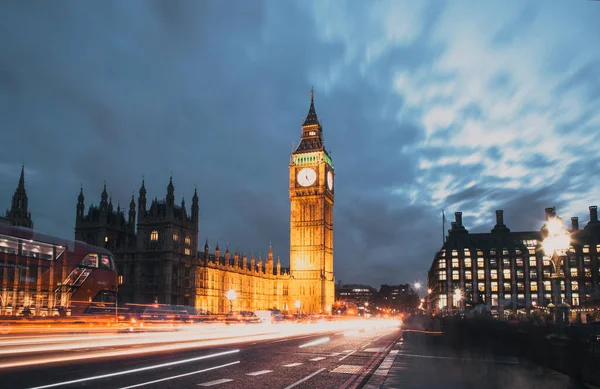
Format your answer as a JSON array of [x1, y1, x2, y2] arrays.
[[362, 348, 399, 389]]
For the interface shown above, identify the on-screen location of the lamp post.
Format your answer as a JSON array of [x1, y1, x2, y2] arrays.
[[226, 289, 237, 313], [542, 214, 571, 325]]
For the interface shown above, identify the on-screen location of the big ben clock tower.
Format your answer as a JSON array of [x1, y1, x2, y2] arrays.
[[289, 89, 335, 314]]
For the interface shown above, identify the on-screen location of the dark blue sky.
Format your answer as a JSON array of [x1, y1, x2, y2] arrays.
[[1, 1, 599, 287]]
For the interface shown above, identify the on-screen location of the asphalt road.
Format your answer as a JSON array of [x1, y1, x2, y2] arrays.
[[0, 325, 402, 389]]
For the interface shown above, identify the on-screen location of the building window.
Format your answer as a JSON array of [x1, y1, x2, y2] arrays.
[[185, 235, 191, 245], [104, 236, 108, 243], [503, 269, 511, 279], [452, 258, 459, 268], [452, 250, 458, 257], [516, 270, 524, 279], [572, 293, 580, 306], [464, 249, 471, 256], [530, 269, 537, 278], [503, 282, 511, 292], [490, 249, 496, 256], [464, 258, 472, 268], [543, 269, 551, 278], [173, 232, 179, 242], [439, 270, 446, 281], [491, 294, 498, 306], [544, 281, 551, 291], [477, 258, 484, 268], [529, 256, 537, 267], [184, 248, 191, 256], [490, 269, 498, 280], [570, 268, 578, 277], [438, 259, 446, 269], [515, 249, 522, 255], [517, 282, 524, 292], [571, 281, 579, 291], [465, 271, 472, 280], [543, 257, 550, 267], [477, 269, 485, 280], [477, 250, 484, 256], [504, 294, 512, 302], [150, 230, 159, 241], [491, 282, 498, 292], [502, 249, 509, 256], [583, 245, 590, 253], [439, 294, 447, 308], [531, 281, 538, 292], [515, 257, 524, 267], [452, 270, 459, 280], [503, 258, 511, 267]]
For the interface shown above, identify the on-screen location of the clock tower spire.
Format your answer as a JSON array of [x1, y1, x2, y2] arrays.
[[289, 89, 335, 315]]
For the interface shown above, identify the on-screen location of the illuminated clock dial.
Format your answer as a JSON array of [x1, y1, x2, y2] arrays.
[[327, 171, 334, 191], [297, 167, 317, 187]]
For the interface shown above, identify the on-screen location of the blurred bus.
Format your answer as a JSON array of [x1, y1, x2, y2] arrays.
[[0, 225, 118, 317]]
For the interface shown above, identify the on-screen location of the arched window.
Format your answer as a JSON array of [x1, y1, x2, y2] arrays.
[[185, 235, 191, 245], [173, 232, 179, 242], [150, 230, 159, 241]]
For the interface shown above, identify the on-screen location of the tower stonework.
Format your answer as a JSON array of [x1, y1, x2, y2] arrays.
[[289, 91, 335, 314]]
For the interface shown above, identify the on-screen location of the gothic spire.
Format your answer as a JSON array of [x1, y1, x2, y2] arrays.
[[18, 163, 25, 190], [302, 87, 320, 127]]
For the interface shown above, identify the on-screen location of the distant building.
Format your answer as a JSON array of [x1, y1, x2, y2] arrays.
[[2, 165, 34, 228], [428, 208, 600, 321], [374, 284, 419, 313], [335, 283, 376, 308]]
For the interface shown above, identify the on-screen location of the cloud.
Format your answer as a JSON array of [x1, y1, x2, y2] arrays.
[[1, 0, 599, 288]]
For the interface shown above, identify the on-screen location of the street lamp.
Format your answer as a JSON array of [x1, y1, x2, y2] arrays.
[[226, 289, 237, 313], [295, 300, 301, 315], [413, 282, 421, 292], [542, 214, 571, 325]]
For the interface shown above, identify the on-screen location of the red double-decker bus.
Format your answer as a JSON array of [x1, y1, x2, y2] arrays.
[[0, 224, 118, 317]]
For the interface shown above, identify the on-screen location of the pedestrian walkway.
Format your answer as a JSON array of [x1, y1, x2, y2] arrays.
[[363, 332, 598, 389]]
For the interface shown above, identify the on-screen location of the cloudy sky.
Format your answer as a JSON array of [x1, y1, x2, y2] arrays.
[[1, 1, 599, 287]]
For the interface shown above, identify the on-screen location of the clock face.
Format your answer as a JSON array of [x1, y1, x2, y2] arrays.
[[327, 171, 334, 191], [297, 167, 317, 187]]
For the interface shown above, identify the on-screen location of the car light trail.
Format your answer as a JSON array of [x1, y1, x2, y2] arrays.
[[25, 349, 240, 389], [118, 361, 241, 389], [299, 336, 330, 348]]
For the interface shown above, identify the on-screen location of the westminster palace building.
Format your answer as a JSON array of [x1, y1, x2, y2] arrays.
[[73, 92, 336, 314]]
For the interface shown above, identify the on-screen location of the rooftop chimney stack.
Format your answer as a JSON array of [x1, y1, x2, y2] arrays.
[[455, 212, 463, 227], [451, 221, 456, 230], [590, 206, 598, 222], [545, 207, 556, 221], [571, 217, 579, 231], [496, 210, 504, 226]]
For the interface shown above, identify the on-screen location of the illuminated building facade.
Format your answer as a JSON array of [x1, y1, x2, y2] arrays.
[[74, 92, 334, 314], [289, 90, 335, 314], [335, 283, 376, 308], [428, 208, 600, 320]]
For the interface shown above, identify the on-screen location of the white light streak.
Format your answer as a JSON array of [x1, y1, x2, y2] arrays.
[[26, 349, 240, 389], [119, 361, 240, 389], [298, 336, 330, 348]]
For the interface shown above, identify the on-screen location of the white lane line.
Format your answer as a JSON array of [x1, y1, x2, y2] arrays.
[[329, 352, 342, 356], [246, 370, 273, 376], [299, 336, 330, 348], [309, 357, 326, 361], [27, 349, 240, 389], [283, 368, 326, 389], [197, 378, 235, 387], [335, 332, 345, 336], [118, 361, 240, 389], [342, 349, 354, 353], [283, 363, 303, 367], [339, 350, 357, 361]]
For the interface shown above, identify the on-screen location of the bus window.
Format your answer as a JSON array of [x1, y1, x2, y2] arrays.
[[99, 255, 111, 270], [81, 253, 98, 268]]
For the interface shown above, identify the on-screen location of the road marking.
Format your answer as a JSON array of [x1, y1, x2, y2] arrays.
[[309, 357, 326, 361], [246, 370, 273, 376], [329, 352, 342, 356], [331, 365, 363, 374], [283, 363, 303, 367], [335, 332, 346, 336], [339, 351, 357, 361], [118, 361, 240, 389], [197, 378, 234, 387], [26, 350, 240, 389], [283, 368, 326, 389], [342, 349, 354, 353], [363, 348, 385, 353]]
